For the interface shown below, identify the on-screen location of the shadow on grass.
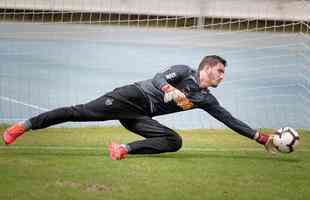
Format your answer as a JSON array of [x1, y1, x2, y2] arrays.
[[131, 151, 302, 163], [0, 146, 302, 163]]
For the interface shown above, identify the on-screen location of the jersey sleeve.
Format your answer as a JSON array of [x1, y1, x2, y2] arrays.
[[152, 65, 192, 90], [202, 94, 257, 139]]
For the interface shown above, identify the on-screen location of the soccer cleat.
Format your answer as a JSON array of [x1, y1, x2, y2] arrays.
[[108, 142, 128, 160], [2, 123, 26, 145]]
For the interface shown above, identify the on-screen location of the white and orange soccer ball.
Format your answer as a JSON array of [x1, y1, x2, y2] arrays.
[[273, 127, 300, 153]]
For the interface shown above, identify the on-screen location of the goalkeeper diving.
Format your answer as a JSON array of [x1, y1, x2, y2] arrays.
[[3, 55, 278, 160]]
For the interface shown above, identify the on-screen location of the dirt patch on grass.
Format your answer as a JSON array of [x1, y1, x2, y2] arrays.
[[56, 180, 112, 193], [84, 183, 112, 192]]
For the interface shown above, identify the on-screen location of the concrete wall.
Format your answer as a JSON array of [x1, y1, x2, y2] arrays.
[[0, 0, 309, 21]]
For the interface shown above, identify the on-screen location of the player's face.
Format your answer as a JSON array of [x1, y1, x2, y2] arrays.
[[199, 63, 225, 88]]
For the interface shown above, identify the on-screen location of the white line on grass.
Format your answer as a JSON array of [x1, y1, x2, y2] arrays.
[[0, 96, 49, 111], [0, 146, 309, 152]]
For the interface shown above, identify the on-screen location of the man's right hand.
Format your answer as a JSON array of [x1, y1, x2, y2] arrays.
[[162, 84, 186, 103], [161, 84, 193, 110]]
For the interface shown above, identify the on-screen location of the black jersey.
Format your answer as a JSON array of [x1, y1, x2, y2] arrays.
[[135, 65, 257, 139]]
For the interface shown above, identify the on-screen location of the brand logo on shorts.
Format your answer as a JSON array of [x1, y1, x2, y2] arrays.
[[105, 98, 114, 106]]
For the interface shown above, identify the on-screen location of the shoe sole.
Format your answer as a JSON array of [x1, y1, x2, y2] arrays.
[[108, 143, 119, 160], [2, 131, 10, 145]]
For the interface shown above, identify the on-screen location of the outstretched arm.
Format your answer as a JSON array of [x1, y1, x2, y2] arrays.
[[203, 100, 257, 139], [202, 94, 277, 153]]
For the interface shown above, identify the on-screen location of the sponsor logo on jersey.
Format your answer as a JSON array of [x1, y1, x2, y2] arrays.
[[165, 72, 176, 80]]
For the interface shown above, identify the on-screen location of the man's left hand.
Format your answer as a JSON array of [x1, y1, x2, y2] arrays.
[[176, 97, 193, 110]]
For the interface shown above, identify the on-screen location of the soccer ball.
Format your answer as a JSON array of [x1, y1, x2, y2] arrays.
[[273, 127, 300, 153]]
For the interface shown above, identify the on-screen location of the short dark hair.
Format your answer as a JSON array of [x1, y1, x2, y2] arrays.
[[198, 55, 227, 72]]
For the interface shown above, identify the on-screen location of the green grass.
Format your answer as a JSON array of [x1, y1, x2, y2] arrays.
[[0, 126, 310, 200]]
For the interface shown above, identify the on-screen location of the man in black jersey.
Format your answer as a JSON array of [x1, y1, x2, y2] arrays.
[[3, 55, 277, 160]]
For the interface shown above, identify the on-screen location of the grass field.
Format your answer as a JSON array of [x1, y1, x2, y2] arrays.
[[0, 125, 309, 200]]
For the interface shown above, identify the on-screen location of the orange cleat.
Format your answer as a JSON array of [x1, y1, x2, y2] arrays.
[[108, 142, 128, 160], [2, 123, 26, 145]]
